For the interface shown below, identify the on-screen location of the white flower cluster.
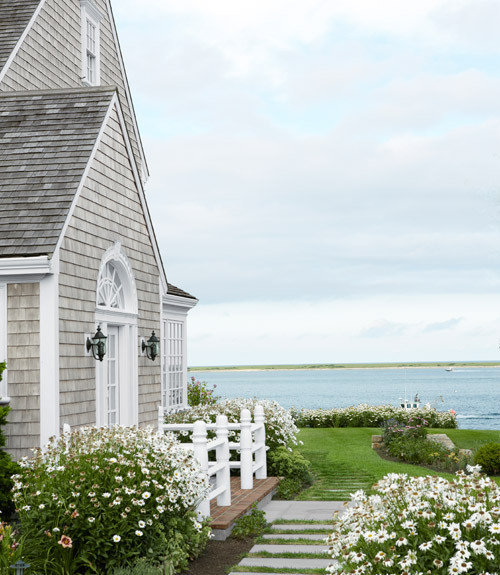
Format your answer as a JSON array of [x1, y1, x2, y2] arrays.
[[12, 426, 210, 534], [166, 398, 300, 450], [327, 469, 500, 575], [292, 404, 457, 429]]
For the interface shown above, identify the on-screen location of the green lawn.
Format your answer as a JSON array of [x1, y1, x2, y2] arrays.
[[295, 428, 500, 500]]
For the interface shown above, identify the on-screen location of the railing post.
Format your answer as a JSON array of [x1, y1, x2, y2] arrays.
[[157, 405, 164, 435], [240, 408, 253, 489], [254, 404, 267, 479], [216, 414, 231, 506], [193, 420, 210, 518]]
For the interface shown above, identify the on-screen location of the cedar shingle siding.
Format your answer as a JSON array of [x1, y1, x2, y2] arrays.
[[0, 0, 195, 460], [0, 0, 146, 178], [0, 87, 114, 257], [0, 0, 40, 72], [5, 282, 40, 459], [59, 105, 161, 429]]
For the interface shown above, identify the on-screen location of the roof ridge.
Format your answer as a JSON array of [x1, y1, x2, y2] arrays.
[[0, 85, 118, 98]]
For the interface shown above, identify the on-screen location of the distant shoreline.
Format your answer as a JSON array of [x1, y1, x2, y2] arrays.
[[188, 361, 500, 372]]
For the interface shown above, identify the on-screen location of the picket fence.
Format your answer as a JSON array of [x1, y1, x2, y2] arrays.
[[158, 405, 267, 518]]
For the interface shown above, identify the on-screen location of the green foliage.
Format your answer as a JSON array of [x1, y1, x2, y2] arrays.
[[0, 522, 23, 575], [474, 442, 500, 475], [0, 396, 19, 520], [187, 376, 218, 406], [231, 504, 267, 539], [110, 557, 174, 575], [12, 426, 210, 574], [383, 420, 472, 471], [381, 416, 428, 445], [267, 447, 313, 498], [292, 404, 458, 429]]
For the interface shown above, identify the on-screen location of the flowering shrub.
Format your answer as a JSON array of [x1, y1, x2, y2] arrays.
[[292, 404, 457, 429], [0, 522, 23, 574], [327, 468, 500, 575], [475, 443, 500, 476], [381, 417, 472, 471], [382, 416, 429, 444], [12, 426, 211, 574], [187, 376, 218, 406], [165, 397, 300, 452]]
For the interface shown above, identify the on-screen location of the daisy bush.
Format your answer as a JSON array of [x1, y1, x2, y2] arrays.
[[292, 404, 457, 429], [165, 397, 300, 452], [12, 426, 211, 574], [327, 467, 500, 575]]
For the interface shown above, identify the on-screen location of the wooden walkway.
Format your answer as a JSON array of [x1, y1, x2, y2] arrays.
[[210, 476, 279, 537]]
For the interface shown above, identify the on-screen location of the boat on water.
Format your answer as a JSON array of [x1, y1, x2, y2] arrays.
[[445, 367, 453, 372], [399, 393, 421, 410]]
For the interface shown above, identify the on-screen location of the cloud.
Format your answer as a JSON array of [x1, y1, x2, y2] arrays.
[[111, 1, 500, 363], [423, 317, 463, 332], [360, 320, 408, 338]]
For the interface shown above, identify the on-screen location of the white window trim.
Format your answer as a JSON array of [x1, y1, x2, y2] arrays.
[[80, 0, 102, 86], [0, 283, 7, 403], [162, 314, 188, 412]]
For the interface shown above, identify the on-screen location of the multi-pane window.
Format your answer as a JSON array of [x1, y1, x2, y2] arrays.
[[162, 320, 185, 410], [86, 20, 97, 84], [97, 263, 124, 309], [80, 1, 101, 86]]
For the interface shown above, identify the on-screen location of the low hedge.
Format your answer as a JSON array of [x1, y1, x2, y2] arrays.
[[291, 403, 457, 428]]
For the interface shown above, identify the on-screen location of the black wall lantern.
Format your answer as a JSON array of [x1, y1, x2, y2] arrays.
[[142, 331, 159, 361], [86, 325, 107, 361]]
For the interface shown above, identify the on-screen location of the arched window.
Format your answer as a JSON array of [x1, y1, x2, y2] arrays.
[[97, 262, 124, 309], [95, 242, 137, 314]]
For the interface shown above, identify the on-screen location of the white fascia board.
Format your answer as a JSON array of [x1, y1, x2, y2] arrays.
[[39, 254, 60, 447], [163, 293, 199, 314], [112, 97, 168, 295], [53, 94, 116, 257], [105, 0, 150, 181], [0, 256, 52, 279], [0, 0, 47, 84]]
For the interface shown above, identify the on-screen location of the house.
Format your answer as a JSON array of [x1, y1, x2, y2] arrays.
[[0, 0, 197, 459]]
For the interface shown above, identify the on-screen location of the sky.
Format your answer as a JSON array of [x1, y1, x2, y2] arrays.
[[113, 0, 500, 366]]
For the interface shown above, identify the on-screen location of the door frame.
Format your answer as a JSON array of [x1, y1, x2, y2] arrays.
[[95, 310, 138, 427]]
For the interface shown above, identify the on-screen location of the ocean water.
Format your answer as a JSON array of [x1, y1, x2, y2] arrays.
[[188, 367, 500, 430]]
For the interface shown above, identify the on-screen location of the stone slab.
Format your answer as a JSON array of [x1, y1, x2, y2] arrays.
[[262, 500, 345, 522], [428, 433, 455, 450], [271, 523, 332, 531], [240, 557, 335, 569], [262, 533, 326, 540], [250, 544, 329, 553]]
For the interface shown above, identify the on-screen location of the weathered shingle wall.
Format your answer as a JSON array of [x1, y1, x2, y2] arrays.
[[0, 87, 114, 257], [0, 0, 144, 177], [59, 104, 161, 428], [5, 282, 40, 460], [0, 0, 41, 72]]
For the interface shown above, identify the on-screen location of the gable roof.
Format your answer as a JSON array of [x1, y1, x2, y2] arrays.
[[0, 0, 41, 72], [0, 86, 115, 257], [167, 282, 197, 300]]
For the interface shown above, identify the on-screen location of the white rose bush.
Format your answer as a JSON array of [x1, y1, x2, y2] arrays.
[[327, 467, 500, 575], [165, 397, 300, 452], [292, 404, 457, 429], [12, 426, 211, 574]]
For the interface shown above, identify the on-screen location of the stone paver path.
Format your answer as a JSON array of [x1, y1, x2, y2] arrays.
[[228, 501, 342, 575]]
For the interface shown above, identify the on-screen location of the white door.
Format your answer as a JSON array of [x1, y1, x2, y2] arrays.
[[106, 325, 119, 426]]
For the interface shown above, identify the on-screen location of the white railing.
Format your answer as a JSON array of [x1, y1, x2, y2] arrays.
[[158, 405, 267, 518]]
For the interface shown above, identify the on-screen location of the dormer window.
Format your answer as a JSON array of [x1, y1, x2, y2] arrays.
[[80, 0, 102, 86]]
